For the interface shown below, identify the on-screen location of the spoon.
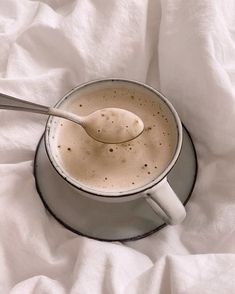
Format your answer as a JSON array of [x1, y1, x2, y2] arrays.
[[0, 93, 144, 144]]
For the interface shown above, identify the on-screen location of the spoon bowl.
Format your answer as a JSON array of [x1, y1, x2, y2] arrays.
[[82, 108, 144, 143]]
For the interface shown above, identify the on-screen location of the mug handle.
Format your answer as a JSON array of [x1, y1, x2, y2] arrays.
[[143, 178, 186, 225]]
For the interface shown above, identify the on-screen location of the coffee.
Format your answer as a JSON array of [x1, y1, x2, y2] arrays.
[[53, 84, 178, 193]]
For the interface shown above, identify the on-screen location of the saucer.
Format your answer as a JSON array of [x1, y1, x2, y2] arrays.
[[34, 126, 197, 242]]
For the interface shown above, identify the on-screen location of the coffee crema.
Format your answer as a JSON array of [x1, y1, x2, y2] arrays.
[[54, 86, 178, 193]]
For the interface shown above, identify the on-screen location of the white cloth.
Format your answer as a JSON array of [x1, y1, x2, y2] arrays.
[[1, 0, 235, 293]]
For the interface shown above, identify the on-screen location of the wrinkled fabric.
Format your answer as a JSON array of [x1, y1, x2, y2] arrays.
[[0, 0, 235, 293]]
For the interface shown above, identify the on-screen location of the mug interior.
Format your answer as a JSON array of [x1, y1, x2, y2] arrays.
[[45, 79, 182, 198]]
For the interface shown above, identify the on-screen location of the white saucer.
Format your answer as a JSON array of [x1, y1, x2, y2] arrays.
[[34, 126, 197, 242]]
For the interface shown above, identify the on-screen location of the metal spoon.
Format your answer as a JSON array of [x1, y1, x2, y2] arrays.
[[0, 93, 144, 144]]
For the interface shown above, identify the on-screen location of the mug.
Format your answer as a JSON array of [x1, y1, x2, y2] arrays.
[[45, 79, 186, 225]]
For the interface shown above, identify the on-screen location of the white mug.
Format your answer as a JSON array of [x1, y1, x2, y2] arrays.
[[45, 79, 186, 225]]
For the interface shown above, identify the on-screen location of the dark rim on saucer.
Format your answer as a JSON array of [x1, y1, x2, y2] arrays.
[[34, 125, 198, 242], [44, 79, 183, 199]]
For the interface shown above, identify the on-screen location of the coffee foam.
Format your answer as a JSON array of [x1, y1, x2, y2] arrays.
[[54, 85, 178, 193]]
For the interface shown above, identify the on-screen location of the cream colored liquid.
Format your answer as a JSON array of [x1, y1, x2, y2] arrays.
[[54, 86, 178, 193]]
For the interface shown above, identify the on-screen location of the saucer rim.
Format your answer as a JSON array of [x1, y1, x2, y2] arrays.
[[33, 124, 198, 242]]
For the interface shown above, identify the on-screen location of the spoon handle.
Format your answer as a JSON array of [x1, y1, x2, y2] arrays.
[[0, 92, 49, 114], [0, 92, 83, 125]]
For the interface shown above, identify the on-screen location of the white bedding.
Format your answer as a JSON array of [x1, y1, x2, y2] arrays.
[[1, 0, 235, 293]]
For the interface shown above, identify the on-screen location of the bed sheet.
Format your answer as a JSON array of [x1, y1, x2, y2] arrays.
[[0, 0, 235, 293]]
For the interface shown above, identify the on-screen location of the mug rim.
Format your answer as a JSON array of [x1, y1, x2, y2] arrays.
[[44, 78, 183, 198]]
